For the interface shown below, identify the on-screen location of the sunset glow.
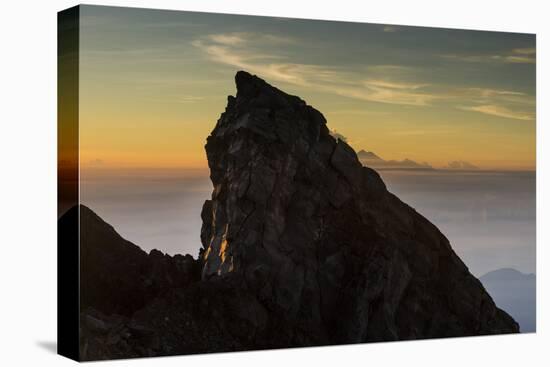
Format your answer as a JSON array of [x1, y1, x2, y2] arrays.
[[78, 6, 536, 172]]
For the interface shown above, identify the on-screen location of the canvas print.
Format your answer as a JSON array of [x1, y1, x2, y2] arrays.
[[58, 5, 536, 361]]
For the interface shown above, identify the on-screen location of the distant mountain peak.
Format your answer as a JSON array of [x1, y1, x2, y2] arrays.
[[357, 150, 383, 161], [357, 149, 433, 170], [481, 267, 535, 281]]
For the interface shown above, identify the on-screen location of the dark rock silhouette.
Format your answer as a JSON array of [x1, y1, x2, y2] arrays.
[[71, 71, 518, 360], [200, 70, 518, 340], [78, 205, 200, 316]]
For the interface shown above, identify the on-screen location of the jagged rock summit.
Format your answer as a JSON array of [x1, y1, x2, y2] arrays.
[[200, 70, 518, 341], [73, 71, 518, 360]]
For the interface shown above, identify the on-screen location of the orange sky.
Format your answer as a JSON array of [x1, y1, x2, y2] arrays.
[[75, 6, 536, 172]]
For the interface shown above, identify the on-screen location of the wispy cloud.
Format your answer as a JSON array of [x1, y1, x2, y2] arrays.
[[440, 47, 536, 64], [336, 81, 438, 106], [467, 88, 525, 98], [192, 34, 309, 86], [193, 33, 440, 106], [193, 32, 535, 114], [364, 79, 429, 90], [512, 47, 536, 55], [462, 88, 535, 107], [208, 33, 248, 46], [454, 87, 535, 121], [459, 104, 534, 121]]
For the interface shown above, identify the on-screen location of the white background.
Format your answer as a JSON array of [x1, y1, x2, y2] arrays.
[[0, 0, 547, 365]]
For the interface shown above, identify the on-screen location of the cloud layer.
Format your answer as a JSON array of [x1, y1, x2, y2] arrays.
[[192, 33, 442, 106], [441, 47, 536, 64], [193, 32, 535, 120]]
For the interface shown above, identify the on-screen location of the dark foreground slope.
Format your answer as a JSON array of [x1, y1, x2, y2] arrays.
[[78, 205, 200, 316], [72, 71, 518, 360]]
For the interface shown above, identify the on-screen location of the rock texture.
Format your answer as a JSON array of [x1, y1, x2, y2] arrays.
[[71, 71, 518, 361], [200, 71, 518, 342]]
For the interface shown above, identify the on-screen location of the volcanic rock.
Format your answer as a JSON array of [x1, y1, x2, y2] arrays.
[[199, 71, 519, 343], [71, 70, 518, 360]]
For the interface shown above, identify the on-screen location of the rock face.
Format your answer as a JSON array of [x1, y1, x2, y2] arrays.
[[200, 71, 518, 342], [72, 71, 518, 360]]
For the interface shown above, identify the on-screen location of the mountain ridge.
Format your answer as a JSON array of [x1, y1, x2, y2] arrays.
[[72, 70, 519, 360], [355, 149, 434, 170], [200, 70, 518, 337], [481, 267, 535, 281]]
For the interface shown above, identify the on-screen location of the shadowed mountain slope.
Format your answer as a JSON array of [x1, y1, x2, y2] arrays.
[[74, 205, 199, 316], [200, 71, 518, 341], [70, 71, 518, 360]]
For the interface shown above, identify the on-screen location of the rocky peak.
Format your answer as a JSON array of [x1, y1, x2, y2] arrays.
[[75, 72, 519, 359], [199, 71, 518, 341], [202, 71, 386, 278], [208, 71, 327, 159]]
